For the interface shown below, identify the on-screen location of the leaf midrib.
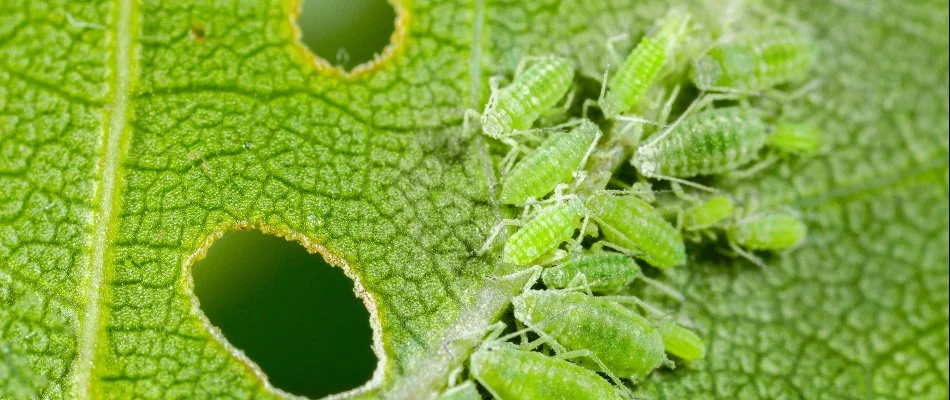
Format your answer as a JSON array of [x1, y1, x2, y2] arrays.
[[75, 0, 138, 397]]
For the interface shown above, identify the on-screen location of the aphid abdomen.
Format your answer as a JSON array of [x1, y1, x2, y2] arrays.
[[684, 195, 735, 231], [498, 57, 575, 131], [633, 107, 768, 178], [585, 193, 686, 268], [657, 321, 706, 361], [542, 252, 641, 293], [470, 347, 621, 400], [502, 201, 582, 266], [501, 121, 601, 205], [727, 210, 807, 251], [513, 290, 667, 379], [602, 37, 668, 118]]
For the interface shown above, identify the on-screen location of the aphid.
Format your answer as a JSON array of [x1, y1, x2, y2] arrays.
[[682, 194, 735, 232], [656, 321, 706, 361], [632, 106, 769, 184], [512, 289, 668, 380], [585, 192, 686, 269], [766, 121, 820, 154], [726, 209, 807, 267], [437, 381, 480, 400], [691, 28, 815, 92], [541, 251, 642, 294], [501, 199, 585, 266], [727, 209, 806, 251], [598, 11, 691, 119], [500, 120, 602, 205], [470, 346, 622, 400], [541, 251, 684, 301]]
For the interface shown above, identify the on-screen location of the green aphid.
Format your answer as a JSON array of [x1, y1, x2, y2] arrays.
[[585, 192, 686, 269], [632, 107, 770, 181], [542, 252, 642, 294], [436, 381, 480, 400], [683, 194, 735, 232], [500, 120, 602, 205], [481, 56, 575, 137], [727, 209, 807, 252], [766, 121, 820, 154], [599, 11, 690, 119], [657, 320, 706, 361], [470, 347, 622, 400], [513, 289, 668, 381], [691, 28, 815, 92], [502, 199, 584, 266]]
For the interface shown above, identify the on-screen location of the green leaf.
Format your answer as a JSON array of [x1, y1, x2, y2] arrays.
[[0, 0, 946, 399]]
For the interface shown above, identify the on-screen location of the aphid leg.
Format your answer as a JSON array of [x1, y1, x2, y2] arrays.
[[462, 109, 481, 136], [766, 78, 822, 103], [657, 85, 682, 127], [585, 68, 611, 120], [446, 365, 465, 387], [727, 239, 771, 270], [476, 218, 523, 255], [670, 182, 701, 202], [726, 154, 778, 180], [566, 273, 596, 296], [638, 275, 685, 303], [615, 115, 666, 127], [498, 136, 522, 174], [554, 348, 631, 396]]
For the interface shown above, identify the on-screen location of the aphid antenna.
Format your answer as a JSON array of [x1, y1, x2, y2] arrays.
[[605, 33, 632, 65], [476, 218, 525, 256], [648, 173, 719, 193], [725, 240, 771, 270], [642, 91, 731, 146], [600, 295, 670, 320], [569, 129, 605, 191]]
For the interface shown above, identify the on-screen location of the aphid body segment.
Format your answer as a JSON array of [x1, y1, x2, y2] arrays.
[[632, 107, 769, 178], [683, 194, 735, 231], [513, 290, 667, 380], [482, 56, 575, 137], [500, 120, 601, 205], [586, 192, 686, 269], [657, 321, 706, 361], [600, 12, 690, 118], [470, 347, 621, 400], [541, 252, 642, 294], [502, 199, 583, 266], [436, 381, 480, 400], [767, 121, 820, 154], [727, 209, 807, 251], [691, 28, 815, 92]]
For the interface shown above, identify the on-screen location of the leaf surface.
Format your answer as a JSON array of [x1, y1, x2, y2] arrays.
[[0, 0, 947, 399]]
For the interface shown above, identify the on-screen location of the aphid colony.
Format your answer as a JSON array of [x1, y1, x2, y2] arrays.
[[450, 8, 817, 399]]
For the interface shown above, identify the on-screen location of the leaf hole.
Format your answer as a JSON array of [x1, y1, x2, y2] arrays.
[[191, 230, 378, 398], [295, 0, 399, 72]]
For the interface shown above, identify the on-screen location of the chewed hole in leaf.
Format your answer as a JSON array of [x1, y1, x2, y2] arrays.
[[296, 0, 397, 71], [191, 230, 377, 398]]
